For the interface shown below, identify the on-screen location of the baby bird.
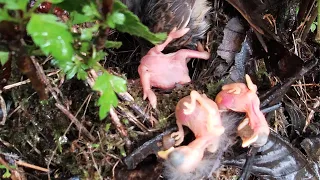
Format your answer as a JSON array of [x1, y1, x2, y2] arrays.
[[138, 28, 210, 109], [215, 74, 270, 147], [158, 91, 224, 173], [122, 0, 211, 49]]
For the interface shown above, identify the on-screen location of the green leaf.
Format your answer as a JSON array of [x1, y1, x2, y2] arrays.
[[88, 50, 106, 67], [56, 0, 90, 12], [310, 22, 317, 32], [109, 75, 127, 93], [0, 9, 11, 22], [0, 0, 29, 11], [2, 168, 11, 178], [77, 68, 88, 80], [83, 2, 101, 19], [98, 89, 118, 119], [70, 11, 94, 25], [93, 73, 127, 119], [0, 165, 11, 178], [27, 14, 74, 62], [80, 42, 90, 53], [66, 65, 78, 79], [80, 24, 99, 41], [107, 11, 125, 28], [110, 0, 167, 44], [105, 41, 122, 49], [49, 0, 64, 4], [105, 123, 111, 132], [0, 51, 9, 66]]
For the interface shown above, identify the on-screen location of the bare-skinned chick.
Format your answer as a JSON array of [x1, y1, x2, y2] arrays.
[[215, 74, 270, 147], [138, 28, 210, 109], [158, 90, 224, 173]]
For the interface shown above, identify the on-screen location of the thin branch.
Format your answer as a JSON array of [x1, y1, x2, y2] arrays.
[[55, 103, 95, 141]]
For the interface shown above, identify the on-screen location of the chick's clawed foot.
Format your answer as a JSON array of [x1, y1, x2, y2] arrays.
[[171, 131, 185, 146], [143, 89, 157, 109], [237, 118, 269, 147]]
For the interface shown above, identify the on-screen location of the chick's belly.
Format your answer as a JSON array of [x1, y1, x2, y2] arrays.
[[176, 103, 209, 136], [150, 70, 189, 89]]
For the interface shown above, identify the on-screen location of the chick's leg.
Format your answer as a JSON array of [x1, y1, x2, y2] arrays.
[[138, 65, 157, 109], [238, 104, 270, 147], [175, 49, 210, 61], [148, 27, 190, 54], [171, 121, 185, 146]]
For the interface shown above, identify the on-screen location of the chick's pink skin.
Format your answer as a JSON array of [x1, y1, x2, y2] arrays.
[[138, 28, 210, 109], [215, 75, 270, 147], [172, 90, 225, 152], [166, 136, 212, 173], [158, 91, 224, 173]]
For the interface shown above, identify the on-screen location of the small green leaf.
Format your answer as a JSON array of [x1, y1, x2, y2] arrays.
[[93, 73, 127, 119], [83, 3, 101, 19], [98, 89, 118, 119], [111, 12, 125, 24], [49, 0, 64, 4], [27, 14, 74, 62], [0, 0, 29, 11], [88, 50, 106, 67], [0, 51, 9, 66], [0, 165, 11, 178], [109, 75, 127, 93], [80, 25, 99, 41], [107, 11, 125, 28], [310, 22, 317, 33], [2, 168, 11, 178], [0, 9, 11, 22], [91, 143, 100, 148], [70, 11, 94, 25], [105, 41, 122, 49], [66, 65, 78, 79], [77, 68, 88, 80], [105, 123, 111, 132], [80, 42, 90, 53], [110, 0, 167, 44], [56, 0, 88, 12]]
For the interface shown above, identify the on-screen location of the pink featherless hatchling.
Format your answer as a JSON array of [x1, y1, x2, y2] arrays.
[[138, 28, 210, 109], [215, 74, 270, 147], [157, 90, 225, 173]]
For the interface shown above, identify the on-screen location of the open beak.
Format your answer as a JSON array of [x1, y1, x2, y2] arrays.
[[158, 147, 175, 159]]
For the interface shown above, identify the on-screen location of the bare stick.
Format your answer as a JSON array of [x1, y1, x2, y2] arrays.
[[55, 103, 95, 141], [16, 160, 49, 172], [0, 94, 7, 125]]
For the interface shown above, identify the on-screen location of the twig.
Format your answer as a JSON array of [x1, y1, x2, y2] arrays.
[[16, 160, 49, 172], [0, 94, 7, 125], [3, 71, 60, 91], [109, 107, 128, 137], [304, 97, 320, 131], [117, 105, 149, 132], [118, 92, 159, 126], [47, 122, 74, 180], [55, 103, 95, 141], [88, 145, 103, 180], [112, 160, 120, 179]]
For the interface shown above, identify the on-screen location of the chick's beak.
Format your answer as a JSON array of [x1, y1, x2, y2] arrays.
[[158, 147, 175, 159]]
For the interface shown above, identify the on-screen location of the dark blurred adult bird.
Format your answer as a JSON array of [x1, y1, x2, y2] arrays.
[[121, 0, 211, 50]]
